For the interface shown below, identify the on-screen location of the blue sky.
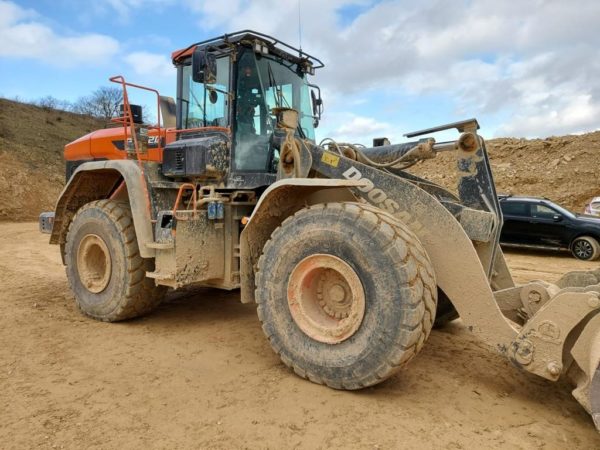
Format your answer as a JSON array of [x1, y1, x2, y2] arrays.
[[1, 0, 600, 144]]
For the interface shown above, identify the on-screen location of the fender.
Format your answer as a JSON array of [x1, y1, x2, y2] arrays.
[[311, 147, 520, 351], [50, 160, 155, 258], [239, 178, 365, 304]]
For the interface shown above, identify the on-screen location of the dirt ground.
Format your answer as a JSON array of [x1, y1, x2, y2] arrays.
[[1, 223, 599, 449]]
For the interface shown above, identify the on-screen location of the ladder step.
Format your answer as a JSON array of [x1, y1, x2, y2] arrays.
[[146, 241, 174, 250]]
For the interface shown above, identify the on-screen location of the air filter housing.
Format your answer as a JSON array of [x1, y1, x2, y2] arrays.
[[162, 133, 229, 180]]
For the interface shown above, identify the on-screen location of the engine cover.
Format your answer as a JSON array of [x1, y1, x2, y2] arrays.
[[162, 133, 229, 180]]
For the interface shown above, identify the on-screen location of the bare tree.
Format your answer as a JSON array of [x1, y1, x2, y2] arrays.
[[36, 95, 72, 112], [94, 86, 123, 120], [73, 87, 123, 120]]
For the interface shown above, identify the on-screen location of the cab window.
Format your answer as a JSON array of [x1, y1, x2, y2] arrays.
[[181, 57, 230, 128]]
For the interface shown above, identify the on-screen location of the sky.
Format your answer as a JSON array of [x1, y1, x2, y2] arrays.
[[1, 0, 599, 144]]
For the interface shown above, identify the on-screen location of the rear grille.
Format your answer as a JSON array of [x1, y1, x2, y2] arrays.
[[174, 150, 184, 172]]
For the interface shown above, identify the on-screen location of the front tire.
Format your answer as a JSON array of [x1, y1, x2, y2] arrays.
[[255, 202, 437, 389], [65, 200, 166, 321], [571, 236, 600, 261]]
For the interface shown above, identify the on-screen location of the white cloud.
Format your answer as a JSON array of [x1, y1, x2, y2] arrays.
[[0, 1, 119, 67], [335, 116, 389, 137], [184, 0, 600, 138], [91, 0, 176, 23], [124, 51, 174, 79]]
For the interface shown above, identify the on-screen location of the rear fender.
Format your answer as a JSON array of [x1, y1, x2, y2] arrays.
[[50, 160, 155, 259], [239, 179, 363, 303]]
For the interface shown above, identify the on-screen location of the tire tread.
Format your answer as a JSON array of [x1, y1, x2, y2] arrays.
[[255, 202, 437, 389]]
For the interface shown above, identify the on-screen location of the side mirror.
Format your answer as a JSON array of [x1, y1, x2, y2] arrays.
[[309, 85, 323, 128], [310, 89, 323, 116], [192, 47, 217, 84], [553, 214, 563, 222]]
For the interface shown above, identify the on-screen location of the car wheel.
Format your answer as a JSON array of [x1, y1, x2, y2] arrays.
[[571, 236, 600, 261]]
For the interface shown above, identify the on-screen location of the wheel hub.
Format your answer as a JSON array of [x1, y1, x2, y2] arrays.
[[287, 254, 365, 344], [575, 240, 593, 259], [77, 234, 112, 294]]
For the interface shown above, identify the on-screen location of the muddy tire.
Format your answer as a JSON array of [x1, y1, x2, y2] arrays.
[[65, 200, 166, 321], [255, 202, 437, 389], [433, 288, 459, 328], [571, 236, 600, 261]]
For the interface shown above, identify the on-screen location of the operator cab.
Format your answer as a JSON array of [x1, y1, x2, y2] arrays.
[[167, 31, 323, 189]]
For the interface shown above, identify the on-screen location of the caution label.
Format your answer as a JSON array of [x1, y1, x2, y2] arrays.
[[321, 151, 340, 167]]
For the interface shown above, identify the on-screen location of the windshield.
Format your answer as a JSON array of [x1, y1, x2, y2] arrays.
[[181, 56, 230, 129], [234, 48, 316, 171]]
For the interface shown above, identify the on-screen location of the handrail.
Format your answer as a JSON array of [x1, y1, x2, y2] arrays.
[[109, 75, 163, 222]]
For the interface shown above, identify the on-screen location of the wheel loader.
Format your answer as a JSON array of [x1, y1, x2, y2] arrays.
[[40, 30, 600, 431]]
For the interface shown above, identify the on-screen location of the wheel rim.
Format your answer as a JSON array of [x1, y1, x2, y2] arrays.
[[287, 254, 366, 344], [574, 240, 593, 259], [77, 234, 112, 293]]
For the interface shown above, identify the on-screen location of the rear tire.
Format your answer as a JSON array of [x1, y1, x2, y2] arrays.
[[65, 200, 166, 321], [255, 202, 437, 389], [571, 236, 600, 261]]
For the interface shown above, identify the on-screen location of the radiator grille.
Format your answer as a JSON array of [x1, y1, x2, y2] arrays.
[[174, 150, 184, 172]]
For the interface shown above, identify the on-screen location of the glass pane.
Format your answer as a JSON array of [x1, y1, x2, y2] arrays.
[[532, 204, 557, 219], [501, 202, 529, 216], [234, 50, 272, 171], [181, 57, 230, 129], [233, 49, 317, 172]]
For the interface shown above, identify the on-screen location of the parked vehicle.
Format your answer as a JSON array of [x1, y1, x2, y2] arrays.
[[584, 196, 600, 216], [499, 195, 600, 260]]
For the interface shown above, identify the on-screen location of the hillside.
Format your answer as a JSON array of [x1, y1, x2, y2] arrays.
[[408, 131, 600, 213], [1, 97, 599, 221], [0, 98, 104, 221]]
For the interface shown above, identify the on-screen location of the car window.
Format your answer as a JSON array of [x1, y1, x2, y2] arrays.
[[500, 201, 530, 217], [532, 204, 557, 219]]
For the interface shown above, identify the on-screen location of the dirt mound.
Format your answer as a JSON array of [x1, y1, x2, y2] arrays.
[[409, 131, 600, 212], [1, 95, 599, 220], [0, 98, 104, 221]]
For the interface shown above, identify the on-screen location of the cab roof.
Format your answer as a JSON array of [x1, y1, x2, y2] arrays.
[[171, 30, 324, 71]]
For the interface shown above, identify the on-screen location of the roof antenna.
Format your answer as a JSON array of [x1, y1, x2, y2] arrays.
[[298, 0, 303, 55]]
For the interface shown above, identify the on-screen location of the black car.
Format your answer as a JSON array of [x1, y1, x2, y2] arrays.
[[498, 195, 600, 261]]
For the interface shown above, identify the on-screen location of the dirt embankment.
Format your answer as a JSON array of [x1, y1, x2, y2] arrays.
[[1, 96, 600, 220], [0, 99, 104, 221], [409, 131, 600, 213]]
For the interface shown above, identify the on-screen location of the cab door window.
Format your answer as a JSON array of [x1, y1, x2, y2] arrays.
[[181, 56, 230, 128], [233, 50, 272, 171]]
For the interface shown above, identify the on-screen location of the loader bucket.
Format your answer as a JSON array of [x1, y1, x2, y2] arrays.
[[592, 364, 600, 430], [569, 312, 600, 432]]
